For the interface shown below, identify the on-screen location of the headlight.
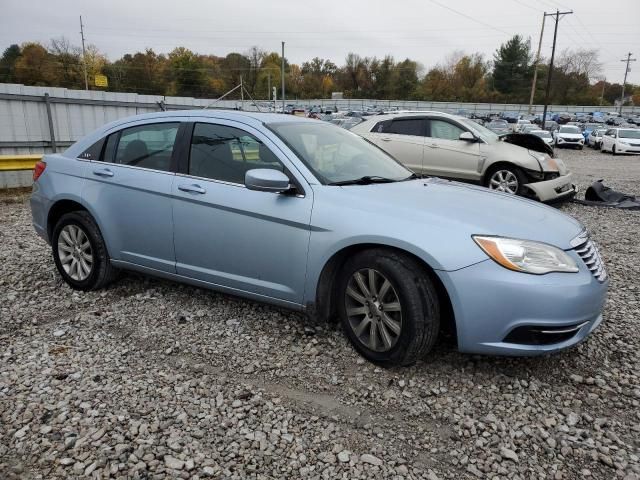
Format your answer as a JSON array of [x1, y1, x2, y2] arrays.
[[473, 236, 579, 274], [531, 151, 559, 172]]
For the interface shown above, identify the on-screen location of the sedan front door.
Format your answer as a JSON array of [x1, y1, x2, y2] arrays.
[[171, 121, 313, 306], [422, 119, 482, 181]]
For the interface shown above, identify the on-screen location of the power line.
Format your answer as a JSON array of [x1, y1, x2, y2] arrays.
[[426, 0, 511, 35]]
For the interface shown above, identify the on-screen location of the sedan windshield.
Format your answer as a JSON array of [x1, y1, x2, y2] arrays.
[[619, 129, 640, 139], [268, 122, 413, 184], [459, 118, 499, 142], [559, 126, 581, 134]]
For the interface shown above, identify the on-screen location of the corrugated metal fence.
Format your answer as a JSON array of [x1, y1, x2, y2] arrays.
[[2, 82, 638, 157], [0, 82, 638, 187]]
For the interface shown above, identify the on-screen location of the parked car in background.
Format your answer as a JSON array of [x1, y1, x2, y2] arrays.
[[520, 124, 539, 135], [30, 110, 608, 366], [486, 120, 511, 135], [501, 111, 520, 124], [351, 112, 575, 202], [329, 117, 363, 130], [543, 120, 559, 133], [531, 129, 554, 147], [587, 128, 606, 149], [600, 128, 640, 155], [554, 125, 585, 149], [552, 112, 572, 125], [514, 119, 531, 132], [581, 123, 601, 141]]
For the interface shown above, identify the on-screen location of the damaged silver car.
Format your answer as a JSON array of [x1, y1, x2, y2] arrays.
[[351, 112, 576, 202]]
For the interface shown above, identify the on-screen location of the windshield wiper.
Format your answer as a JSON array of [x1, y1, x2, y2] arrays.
[[328, 176, 399, 186]]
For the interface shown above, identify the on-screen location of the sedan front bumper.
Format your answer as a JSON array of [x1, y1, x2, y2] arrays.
[[437, 253, 608, 356], [524, 172, 576, 202]]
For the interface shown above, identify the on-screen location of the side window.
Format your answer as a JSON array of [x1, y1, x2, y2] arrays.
[[372, 120, 391, 133], [79, 138, 105, 160], [385, 119, 424, 136], [113, 123, 179, 172], [189, 123, 284, 184], [429, 120, 466, 141]]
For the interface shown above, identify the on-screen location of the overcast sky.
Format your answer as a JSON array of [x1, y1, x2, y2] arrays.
[[2, 0, 638, 83]]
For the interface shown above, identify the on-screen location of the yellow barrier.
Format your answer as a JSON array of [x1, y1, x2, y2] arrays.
[[0, 155, 43, 171]]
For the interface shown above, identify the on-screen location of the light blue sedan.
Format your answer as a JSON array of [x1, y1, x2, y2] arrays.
[[30, 111, 608, 366]]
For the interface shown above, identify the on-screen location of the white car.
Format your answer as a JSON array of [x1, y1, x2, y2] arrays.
[[600, 128, 640, 155], [587, 129, 606, 149], [514, 119, 531, 132], [530, 130, 554, 146], [350, 112, 576, 202], [553, 125, 585, 149]]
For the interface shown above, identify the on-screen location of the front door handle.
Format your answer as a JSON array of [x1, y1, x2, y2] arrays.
[[427, 143, 439, 148], [93, 168, 114, 177], [178, 184, 206, 194], [380, 137, 392, 142]]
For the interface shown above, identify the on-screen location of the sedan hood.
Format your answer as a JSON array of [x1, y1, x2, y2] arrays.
[[319, 178, 583, 271]]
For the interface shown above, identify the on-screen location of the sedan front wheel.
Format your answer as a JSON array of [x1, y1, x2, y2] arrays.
[[485, 166, 525, 195], [338, 249, 440, 367]]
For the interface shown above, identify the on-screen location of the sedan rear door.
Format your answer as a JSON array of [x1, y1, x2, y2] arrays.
[[364, 117, 427, 173], [82, 121, 182, 273]]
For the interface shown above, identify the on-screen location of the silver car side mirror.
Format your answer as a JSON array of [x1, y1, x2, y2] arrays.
[[459, 131, 477, 142], [245, 169, 291, 193]]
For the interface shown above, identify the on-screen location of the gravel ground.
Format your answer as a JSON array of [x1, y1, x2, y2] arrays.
[[1, 147, 639, 480]]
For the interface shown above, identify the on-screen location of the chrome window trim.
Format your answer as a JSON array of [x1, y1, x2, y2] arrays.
[[88, 160, 176, 176], [174, 172, 306, 198]]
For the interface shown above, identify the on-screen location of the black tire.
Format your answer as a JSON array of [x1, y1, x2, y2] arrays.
[[484, 164, 527, 196], [337, 249, 440, 367], [612, 145, 617, 156], [52, 211, 118, 291], [578, 145, 583, 150]]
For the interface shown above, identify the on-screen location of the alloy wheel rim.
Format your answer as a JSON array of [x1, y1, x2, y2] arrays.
[[345, 268, 402, 352], [489, 170, 518, 194], [58, 225, 93, 281]]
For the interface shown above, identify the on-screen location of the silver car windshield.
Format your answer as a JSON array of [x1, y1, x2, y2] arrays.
[[459, 118, 500, 143], [619, 129, 640, 139], [268, 122, 413, 185]]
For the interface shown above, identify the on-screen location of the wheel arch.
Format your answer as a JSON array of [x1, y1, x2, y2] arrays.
[[46, 197, 112, 256], [481, 160, 526, 185], [308, 243, 457, 345]]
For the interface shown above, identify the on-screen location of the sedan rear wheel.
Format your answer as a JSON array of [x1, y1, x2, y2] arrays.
[[52, 211, 119, 291], [338, 249, 440, 367]]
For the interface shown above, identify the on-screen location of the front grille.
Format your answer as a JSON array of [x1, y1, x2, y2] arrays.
[[562, 138, 580, 142], [574, 239, 607, 282]]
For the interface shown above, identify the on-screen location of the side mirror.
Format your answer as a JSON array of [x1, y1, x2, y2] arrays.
[[245, 169, 291, 193], [459, 131, 477, 142]]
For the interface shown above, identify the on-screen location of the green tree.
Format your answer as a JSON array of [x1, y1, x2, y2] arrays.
[[492, 35, 532, 100], [0, 44, 21, 83], [14, 42, 55, 86], [167, 47, 207, 97]]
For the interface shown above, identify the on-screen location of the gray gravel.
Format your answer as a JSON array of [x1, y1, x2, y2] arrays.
[[1, 147, 639, 479]]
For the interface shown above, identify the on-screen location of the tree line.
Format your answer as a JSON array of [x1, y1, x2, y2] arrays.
[[1, 35, 638, 106]]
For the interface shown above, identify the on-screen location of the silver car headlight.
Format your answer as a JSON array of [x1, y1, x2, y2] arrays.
[[473, 236, 579, 274], [530, 151, 561, 172]]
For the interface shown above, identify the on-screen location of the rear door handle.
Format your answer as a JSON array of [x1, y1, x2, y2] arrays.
[[93, 168, 114, 177], [178, 184, 206, 194], [427, 143, 439, 148]]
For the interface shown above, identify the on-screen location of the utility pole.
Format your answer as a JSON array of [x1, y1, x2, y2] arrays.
[[79, 15, 89, 90], [240, 75, 244, 107], [267, 72, 271, 104], [281, 42, 286, 113], [528, 13, 546, 114], [599, 77, 606, 106], [541, 9, 573, 128], [619, 52, 636, 114]]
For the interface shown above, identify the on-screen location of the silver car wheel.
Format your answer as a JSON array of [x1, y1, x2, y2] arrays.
[[58, 224, 93, 281], [489, 170, 519, 194], [345, 268, 402, 352]]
